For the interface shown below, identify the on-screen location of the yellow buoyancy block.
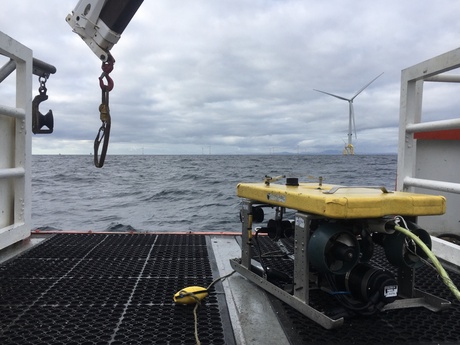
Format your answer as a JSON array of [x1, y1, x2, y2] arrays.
[[237, 182, 446, 219]]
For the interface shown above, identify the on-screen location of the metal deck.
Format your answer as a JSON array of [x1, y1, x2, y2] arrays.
[[0, 232, 459, 344], [0, 233, 235, 345]]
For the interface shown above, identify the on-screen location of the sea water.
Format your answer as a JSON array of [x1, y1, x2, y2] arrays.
[[32, 154, 397, 232]]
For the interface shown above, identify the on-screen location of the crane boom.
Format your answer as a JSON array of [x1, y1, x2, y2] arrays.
[[66, 0, 143, 61]]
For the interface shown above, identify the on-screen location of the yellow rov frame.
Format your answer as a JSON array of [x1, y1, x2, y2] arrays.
[[230, 180, 450, 329]]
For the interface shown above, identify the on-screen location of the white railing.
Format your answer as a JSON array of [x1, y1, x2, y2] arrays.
[[403, 177, 460, 194], [0, 32, 32, 250], [397, 47, 460, 237], [405, 118, 460, 133]]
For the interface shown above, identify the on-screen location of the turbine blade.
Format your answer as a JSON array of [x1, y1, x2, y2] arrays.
[[351, 72, 384, 100], [313, 89, 350, 102]]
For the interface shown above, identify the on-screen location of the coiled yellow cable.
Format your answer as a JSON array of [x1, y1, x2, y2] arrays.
[[394, 225, 460, 302], [174, 270, 236, 345]]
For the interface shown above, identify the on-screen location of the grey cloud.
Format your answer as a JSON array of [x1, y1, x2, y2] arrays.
[[1, 1, 460, 155]]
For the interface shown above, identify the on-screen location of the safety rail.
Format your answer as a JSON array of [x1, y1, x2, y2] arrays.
[[0, 32, 32, 250], [0, 168, 26, 179], [397, 47, 460, 237], [403, 177, 460, 195], [405, 118, 460, 133], [0, 104, 26, 119]]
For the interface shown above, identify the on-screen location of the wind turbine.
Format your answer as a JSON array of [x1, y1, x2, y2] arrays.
[[314, 72, 384, 155]]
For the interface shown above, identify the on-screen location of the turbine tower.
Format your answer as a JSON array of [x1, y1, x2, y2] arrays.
[[314, 72, 383, 155]]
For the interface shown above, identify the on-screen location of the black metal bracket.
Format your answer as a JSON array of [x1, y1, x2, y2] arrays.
[[32, 89, 54, 134]]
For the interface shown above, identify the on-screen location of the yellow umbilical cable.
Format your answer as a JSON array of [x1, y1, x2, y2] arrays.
[[394, 224, 460, 302], [175, 270, 237, 345]]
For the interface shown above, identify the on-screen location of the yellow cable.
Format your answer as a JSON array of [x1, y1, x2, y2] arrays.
[[193, 300, 201, 345], [394, 225, 460, 302], [177, 270, 237, 345]]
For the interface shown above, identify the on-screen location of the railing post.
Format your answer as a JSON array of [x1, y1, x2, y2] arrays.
[[0, 32, 32, 250]]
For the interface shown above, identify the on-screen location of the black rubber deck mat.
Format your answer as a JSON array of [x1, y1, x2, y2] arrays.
[[255, 236, 460, 345], [0, 233, 234, 345]]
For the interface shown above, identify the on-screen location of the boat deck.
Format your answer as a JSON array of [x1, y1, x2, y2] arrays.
[[0, 232, 459, 345]]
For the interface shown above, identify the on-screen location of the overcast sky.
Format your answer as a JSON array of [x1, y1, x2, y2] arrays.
[[1, 1, 460, 155]]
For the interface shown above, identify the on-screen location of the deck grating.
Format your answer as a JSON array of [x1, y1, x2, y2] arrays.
[[0, 233, 231, 345]]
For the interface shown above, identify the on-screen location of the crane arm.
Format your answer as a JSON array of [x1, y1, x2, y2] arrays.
[[66, 0, 143, 61], [66, 0, 143, 168]]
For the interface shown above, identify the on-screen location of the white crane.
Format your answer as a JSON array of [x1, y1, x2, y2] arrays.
[[314, 72, 383, 155]]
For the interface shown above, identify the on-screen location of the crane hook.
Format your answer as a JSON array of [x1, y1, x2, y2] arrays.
[[32, 76, 54, 134]]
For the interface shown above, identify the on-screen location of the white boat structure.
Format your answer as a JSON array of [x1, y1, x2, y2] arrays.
[[1, 20, 460, 345]]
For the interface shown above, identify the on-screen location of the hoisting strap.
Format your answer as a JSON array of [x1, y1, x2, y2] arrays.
[[94, 55, 115, 168], [94, 94, 111, 168]]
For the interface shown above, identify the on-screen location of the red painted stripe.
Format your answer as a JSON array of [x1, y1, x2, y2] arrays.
[[414, 129, 460, 140], [31, 229, 242, 236]]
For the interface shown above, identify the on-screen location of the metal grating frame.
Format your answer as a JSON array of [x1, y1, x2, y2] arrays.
[[0, 233, 234, 345]]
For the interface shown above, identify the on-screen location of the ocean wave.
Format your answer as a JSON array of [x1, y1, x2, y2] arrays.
[[105, 223, 137, 232], [32, 154, 397, 232]]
